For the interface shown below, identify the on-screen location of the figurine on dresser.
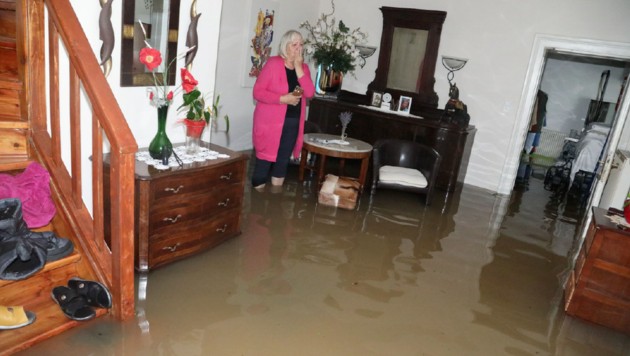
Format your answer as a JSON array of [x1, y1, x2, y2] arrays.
[[442, 83, 470, 127]]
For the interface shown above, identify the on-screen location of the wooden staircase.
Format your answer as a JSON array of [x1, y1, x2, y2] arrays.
[[0, 1, 137, 354]]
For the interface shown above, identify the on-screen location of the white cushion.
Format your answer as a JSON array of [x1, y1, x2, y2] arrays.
[[379, 165, 427, 188]]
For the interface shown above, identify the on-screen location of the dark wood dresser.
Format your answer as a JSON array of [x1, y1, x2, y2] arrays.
[[307, 97, 476, 191], [564, 207, 630, 334], [131, 144, 248, 271]]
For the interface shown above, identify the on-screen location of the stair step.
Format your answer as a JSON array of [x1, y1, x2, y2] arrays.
[[0, 46, 18, 81], [0, 7, 15, 44], [0, 78, 20, 90], [0, 127, 28, 158], [0, 299, 108, 356], [0, 157, 32, 171], [0, 250, 110, 355], [0, 252, 81, 304], [0, 35, 15, 49], [0, 1, 16, 11]]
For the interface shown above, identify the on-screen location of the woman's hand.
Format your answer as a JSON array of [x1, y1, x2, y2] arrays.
[[280, 93, 301, 106]]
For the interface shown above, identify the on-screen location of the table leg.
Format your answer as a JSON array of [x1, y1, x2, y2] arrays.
[[299, 147, 308, 181], [339, 159, 346, 176], [358, 156, 369, 191], [318, 154, 327, 184]]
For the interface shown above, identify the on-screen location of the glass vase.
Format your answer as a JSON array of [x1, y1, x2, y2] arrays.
[[148, 105, 173, 162], [315, 64, 344, 96], [184, 119, 206, 155]]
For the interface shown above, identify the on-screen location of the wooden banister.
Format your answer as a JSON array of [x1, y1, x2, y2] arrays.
[[21, 0, 137, 320]]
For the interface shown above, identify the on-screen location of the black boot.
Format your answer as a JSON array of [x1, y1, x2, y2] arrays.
[[0, 199, 74, 280], [0, 198, 29, 240]]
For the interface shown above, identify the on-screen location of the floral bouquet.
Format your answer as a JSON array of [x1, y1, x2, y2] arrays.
[[300, 0, 367, 74], [137, 21, 193, 108]]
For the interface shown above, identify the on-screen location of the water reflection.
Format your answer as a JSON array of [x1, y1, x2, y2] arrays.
[[18, 168, 630, 355]]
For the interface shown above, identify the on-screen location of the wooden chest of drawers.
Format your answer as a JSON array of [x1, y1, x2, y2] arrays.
[[564, 207, 630, 334], [133, 144, 248, 271]]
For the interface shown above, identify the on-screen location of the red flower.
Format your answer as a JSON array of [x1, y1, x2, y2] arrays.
[[180, 68, 198, 93], [139, 47, 162, 71], [149, 91, 154, 100], [167, 91, 174, 100]]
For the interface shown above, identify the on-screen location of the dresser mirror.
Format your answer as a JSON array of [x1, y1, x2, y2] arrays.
[[367, 7, 446, 112], [120, 0, 181, 87]]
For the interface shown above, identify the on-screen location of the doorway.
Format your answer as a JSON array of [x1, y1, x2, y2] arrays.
[[499, 34, 630, 262], [499, 35, 630, 198], [516, 52, 629, 206]]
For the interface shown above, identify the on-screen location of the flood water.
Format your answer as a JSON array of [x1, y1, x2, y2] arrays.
[[18, 162, 630, 355]]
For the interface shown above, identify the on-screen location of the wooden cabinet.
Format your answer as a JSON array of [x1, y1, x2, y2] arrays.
[[131, 144, 248, 271], [564, 207, 630, 334], [307, 97, 476, 191]]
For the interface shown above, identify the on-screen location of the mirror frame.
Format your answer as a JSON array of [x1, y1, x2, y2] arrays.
[[367, 7, 446, 112], [120, 0, 181, 87]]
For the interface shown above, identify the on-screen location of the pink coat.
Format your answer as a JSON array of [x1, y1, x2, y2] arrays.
[[252, 56, 315, 161]]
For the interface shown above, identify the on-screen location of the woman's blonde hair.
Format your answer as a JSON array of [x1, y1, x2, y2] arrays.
[[278, 30, 303, 58]]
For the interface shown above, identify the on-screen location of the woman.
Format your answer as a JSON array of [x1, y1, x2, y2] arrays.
[[251, 30, 315, 190]]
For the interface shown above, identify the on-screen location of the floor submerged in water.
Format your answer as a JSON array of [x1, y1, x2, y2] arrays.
[[19, 163, 630, 355]]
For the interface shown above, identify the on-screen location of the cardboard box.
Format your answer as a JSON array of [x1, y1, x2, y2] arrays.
[[318, 174, 360, 210]]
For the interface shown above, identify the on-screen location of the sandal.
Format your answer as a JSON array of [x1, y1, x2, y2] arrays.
[[67, 277, 112, 309], [51, 286, 95, 321], [0, 305, 36, 330]]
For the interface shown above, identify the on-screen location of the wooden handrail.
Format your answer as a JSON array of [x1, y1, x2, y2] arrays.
[[21, 0, 137, 320]]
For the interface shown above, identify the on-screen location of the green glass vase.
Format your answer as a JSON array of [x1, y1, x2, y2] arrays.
[[148, 105, 173, 161]]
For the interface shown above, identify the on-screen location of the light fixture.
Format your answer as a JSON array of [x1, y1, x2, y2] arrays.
[[442, 55, 468, 88], [441, 55, 470, 126], [356, 45, 377, 68]]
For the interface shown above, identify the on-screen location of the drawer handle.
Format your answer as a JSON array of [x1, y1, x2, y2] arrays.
[[162, 243, 181, 252], [216, 224, 228, 233], [220, 172, 233, 180], [218, 198, 230, 207], [163, 214, 182, 223], [164, 185, 184, 194]]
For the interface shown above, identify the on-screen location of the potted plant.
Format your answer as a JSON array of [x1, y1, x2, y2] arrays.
[[178, 69, 229, 154]]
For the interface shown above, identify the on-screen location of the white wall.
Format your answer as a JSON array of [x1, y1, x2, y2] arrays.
[[71, 0, 630, 193], [215, 0, 630, 193], [540, 58, 627, 134], [70, 0, 224, 149]]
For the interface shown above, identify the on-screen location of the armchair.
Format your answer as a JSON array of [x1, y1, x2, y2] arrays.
[[371, 139, 441, 205]]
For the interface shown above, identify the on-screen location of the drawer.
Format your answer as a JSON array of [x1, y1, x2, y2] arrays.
[[150, 161, 245, 201], [150, 207, 241, 243], [148, 184, 243, 233], [148, 210, 241, 268]]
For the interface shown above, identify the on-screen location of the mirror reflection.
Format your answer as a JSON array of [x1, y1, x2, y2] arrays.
[[367, 7, 446, 112], [121, 0, 181, 87], [387, 28, 428, 92]]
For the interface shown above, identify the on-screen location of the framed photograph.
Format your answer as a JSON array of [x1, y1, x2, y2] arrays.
[[370, 91, 383, 107], [398, 95, 412, 114]]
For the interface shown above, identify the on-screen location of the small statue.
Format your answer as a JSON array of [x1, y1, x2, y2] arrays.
[[442, 83, 470, 127]]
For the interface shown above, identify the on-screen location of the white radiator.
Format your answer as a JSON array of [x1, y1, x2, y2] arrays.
[[536, 129, 567, 159]]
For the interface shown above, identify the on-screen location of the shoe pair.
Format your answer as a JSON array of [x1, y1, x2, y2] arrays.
[[51, 278, 112, 321]]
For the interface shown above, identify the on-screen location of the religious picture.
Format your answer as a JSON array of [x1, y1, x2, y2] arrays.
[[248, 9, 274, 78]]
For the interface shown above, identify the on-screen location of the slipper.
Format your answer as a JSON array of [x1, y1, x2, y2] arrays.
[[51, 286, 95, 321], [67, 277, 112, 309], [0, 305, 36, 330]]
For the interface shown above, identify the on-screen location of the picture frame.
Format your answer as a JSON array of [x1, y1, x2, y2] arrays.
[[370, 91, 383, 107], [398, 95, 412, 114]]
